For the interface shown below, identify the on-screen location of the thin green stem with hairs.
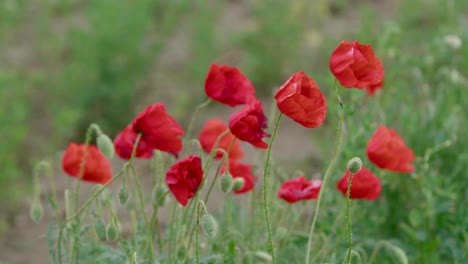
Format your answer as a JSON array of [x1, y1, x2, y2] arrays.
[[305, 79, 345, 264], [262, 112, 283, 264], [345, 172, 355, 264]]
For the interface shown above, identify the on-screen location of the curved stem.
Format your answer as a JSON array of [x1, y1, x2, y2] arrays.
[[305, 80, 345, 264], [345, 172, 355, 264], [185, 98, 211, 154], [262, 112, 282, 264]]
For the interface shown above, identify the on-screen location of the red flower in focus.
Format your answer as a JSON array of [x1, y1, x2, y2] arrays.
[[367, 125, 415, 173], [336, 167, 381, 200], [199, 119, 244, 160], [114, 126, 154, 160], [205, 64, 256, 107], [62, 143, 113, 185], [229, 99, 270, 149], [274, 71, 327, 128], [278, 176, 321, 203], [329, 41, 384, 89], [220, 160, 256, 194], [166, 155, 203, 206], [114, 103, 185, 159]]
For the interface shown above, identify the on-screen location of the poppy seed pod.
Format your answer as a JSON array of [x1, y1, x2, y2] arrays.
[[347, 157, 362, 174]]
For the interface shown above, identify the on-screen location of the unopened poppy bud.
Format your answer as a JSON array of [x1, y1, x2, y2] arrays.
[[97, 134, 115, 159], [107, 223, 119, 241], [118, 186, 129, 205], [30, 201, 44, 223], [200, 213, 218, 239], [347, 157, 362, 174], [220, 173, 233, 193], [95, 219, 107, 241], [176, 245, 187, 260], [152, 186, 167, 207], [254, 250, 272, 262], [232, 177, 245, 191]]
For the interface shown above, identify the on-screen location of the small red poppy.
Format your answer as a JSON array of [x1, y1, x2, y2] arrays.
[[367, 125, 415, 173], [165, 155, 203, 206], [220, 160, 256, 194], [199, 119, 245, 160], [62, 143, 113, 185], [278, 176, 322, 203], [329, 41, 384, 89], [274, 71, 327, 128], [336, 167, 381, 200], [204, 64, 256, 107], [229, 99, 270, 149], [114, 103, 185, 159], [114, 126, 154, 160]]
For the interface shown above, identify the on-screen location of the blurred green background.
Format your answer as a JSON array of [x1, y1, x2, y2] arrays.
[[0, 0, 467, 263]]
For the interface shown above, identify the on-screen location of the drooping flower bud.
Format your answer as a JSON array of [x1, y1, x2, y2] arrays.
[[152, 186, 168, 207], [254, 251, 273, 262], [30, 201, 44, 223], [107, 222, 119, 241], [347, 157, 362, 174], [97, 134, 115, 159], [200, 213, 218, 239], [118, 186, 129, 205], [95, 219, 107, 241], [220, 173, 233, 193], [232, 177, 245, 191]]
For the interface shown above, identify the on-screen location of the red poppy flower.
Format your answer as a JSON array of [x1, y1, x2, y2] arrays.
[[199, 119, 245, 160], [367, 125, 415, 173], [336, 167, 381, 200], [220, 160, 256, 194], [278, 176, 322, 203], [204, 64, 256, 107], [165, 155, 203, 206], [229, 99, 270, 149], [274, 71, 327, 128], [62, 143, 113, 185], [114, 103, 185, 159], [329, 41, 384, 89], [114, 126, 154, 160]]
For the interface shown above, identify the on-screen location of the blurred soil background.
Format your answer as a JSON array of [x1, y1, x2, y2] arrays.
[[0, 0, 467, 263]]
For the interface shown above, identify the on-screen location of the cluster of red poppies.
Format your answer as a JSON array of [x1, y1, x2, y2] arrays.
[[62, 40, 415, 207]]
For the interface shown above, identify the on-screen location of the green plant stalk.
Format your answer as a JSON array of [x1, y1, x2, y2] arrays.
[[185, 98, 211, 154], [195, 201, 202, 264], [262, 112, 283, 264], [305, 80, 344, 264], [345, 172, 355, 264], [148, 191, 169, 252]]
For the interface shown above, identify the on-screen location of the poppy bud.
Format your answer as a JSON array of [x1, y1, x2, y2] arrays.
[[107, 223, 119, 241], [95, 219, 107, 241], [220, 173, 233, 193], [201, 213, 218, 239], [97, 134, 115, 159], [176, 245, 187, 260], [347, 157, 362, 174], [152, 186, 168, 207], [232, 177, 245, 191], [30, 201, 43, 223], [118, 186, 129, 205], [254, 251, 272, 262]]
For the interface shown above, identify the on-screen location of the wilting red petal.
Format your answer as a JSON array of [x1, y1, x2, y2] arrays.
[[330, 41, 384, 89], [199, 119, 245, 160], [220, 160, 256, 194], [229, 99, 270, 149], [278, 176, 321, 203], [166, 155, 203, 206], [274, 71, 327, 128], [336, 167, 381, 200], [367, 125, 415, 173], [204, 64, 256, 107], [62, 143, 113, 185]]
